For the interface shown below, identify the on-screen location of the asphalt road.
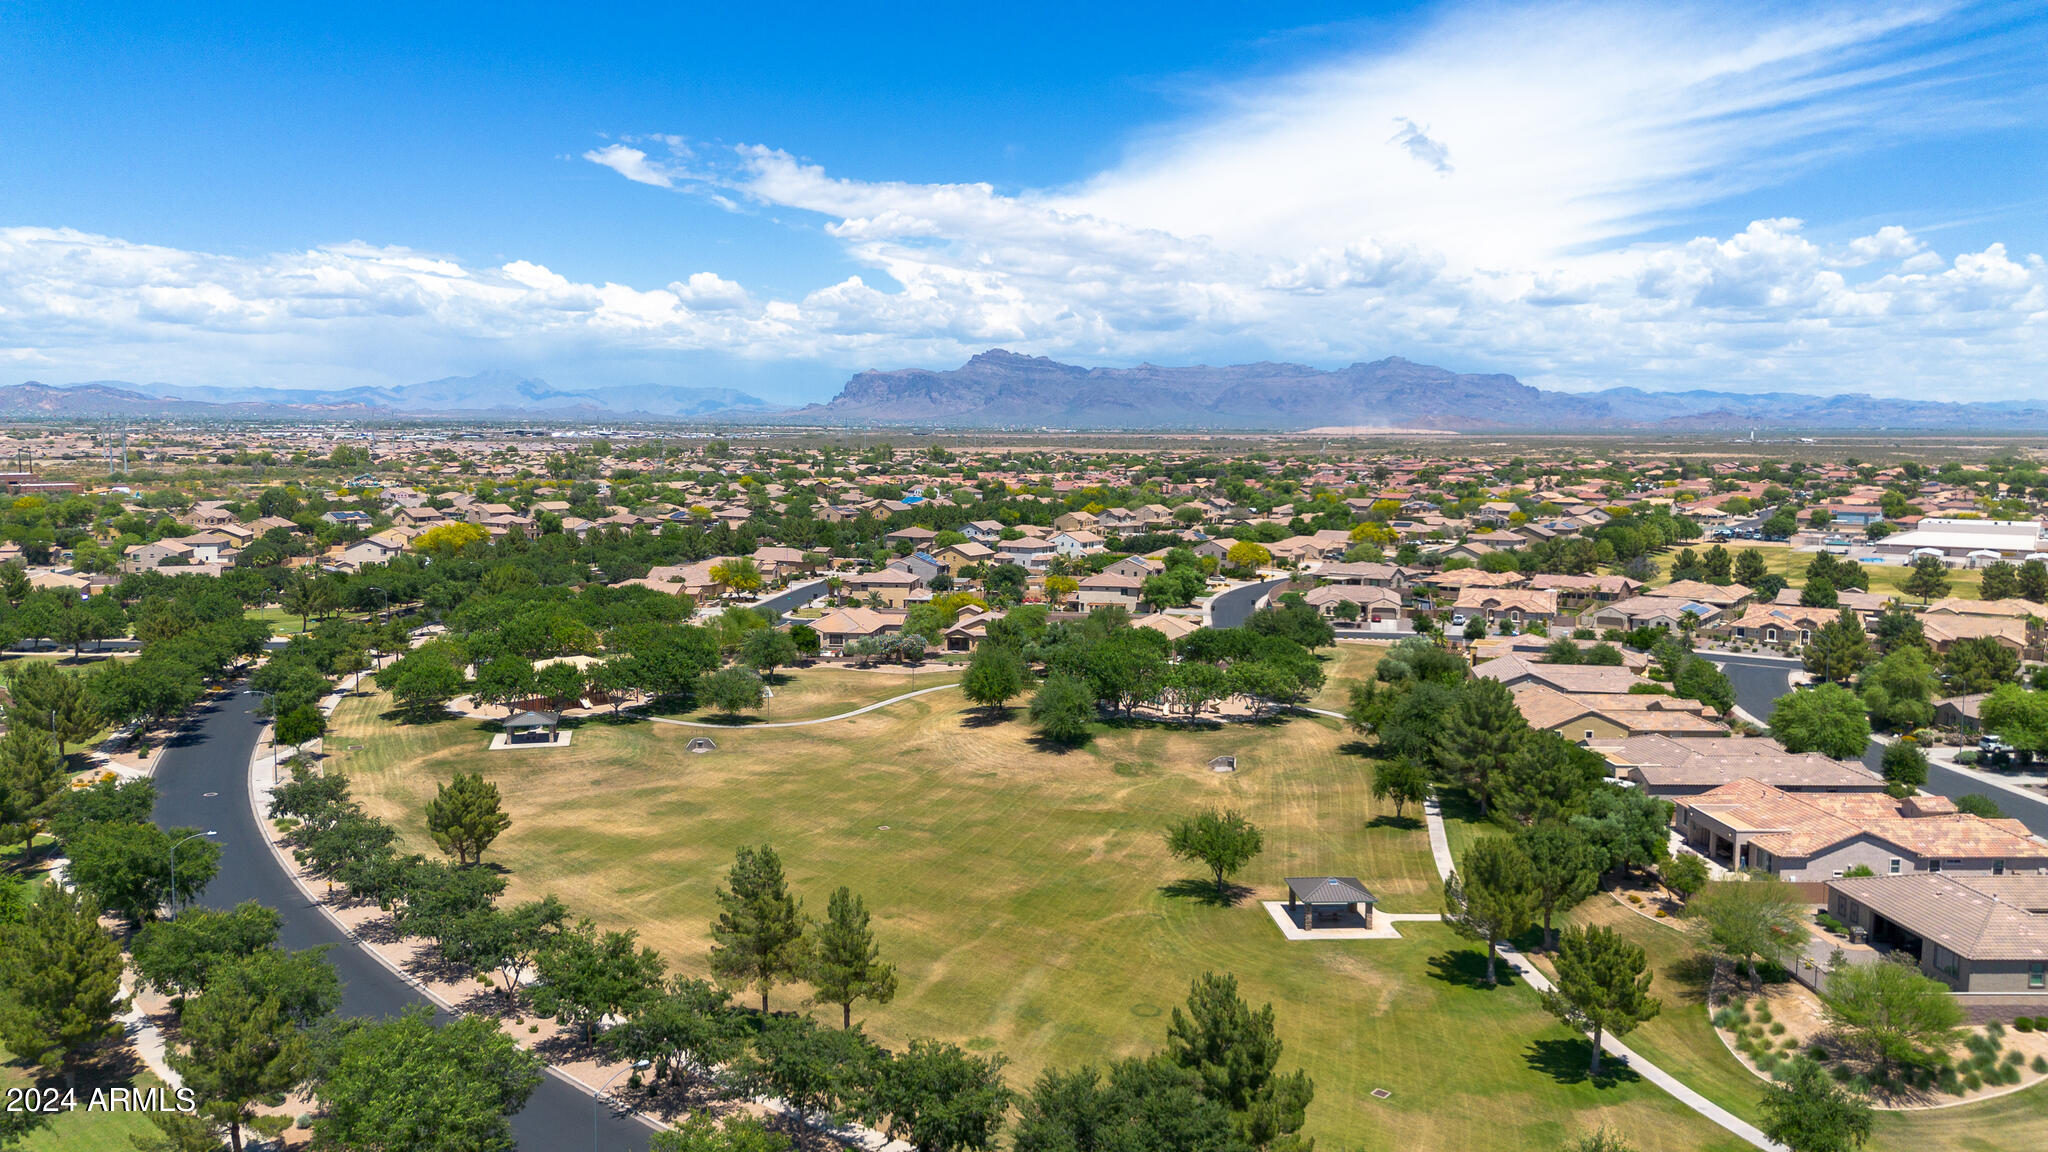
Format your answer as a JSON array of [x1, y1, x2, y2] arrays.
[[754, 577, 829, 622], [152, 687, 651, 1151], [1207, 577, 1292, 629], [1703, 652, 2048, 839]]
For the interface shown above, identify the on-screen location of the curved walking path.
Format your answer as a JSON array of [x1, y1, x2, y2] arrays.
[[1304, 706, 1784, 1150], [639, 681, 963, 729]]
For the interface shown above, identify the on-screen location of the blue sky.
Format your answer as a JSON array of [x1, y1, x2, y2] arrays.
[[2, 1, 2045, 403]]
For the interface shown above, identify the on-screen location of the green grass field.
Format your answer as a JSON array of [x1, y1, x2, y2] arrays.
[[330, 662, 1745, 1152]]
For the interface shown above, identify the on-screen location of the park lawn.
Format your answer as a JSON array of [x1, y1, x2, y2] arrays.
[[1563, 897, 2048, 1152], [248, 604, 308, 635], [327, 690, 1746, 1151], [0, 1053, 171, 1152], [1308, 639, 1388, 713], [642, 664, 963, 724], [1650, 542, 1983, 601]]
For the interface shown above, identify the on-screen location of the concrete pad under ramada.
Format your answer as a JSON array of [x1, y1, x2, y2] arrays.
[[1262, 901, 1439, 941], [487, 730, 575, 751]]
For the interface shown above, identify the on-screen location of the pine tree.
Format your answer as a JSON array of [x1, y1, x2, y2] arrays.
[[807, 887, 898, 1028], [1732, 548, 1769, 588], [0, 887, 127, 1082], [1517, 822, 1600, 952], [1434, 677, 1530, 817], [423, 772, 511, 866], [1542, 925, 1661, 1074], [0, 726, 63, 855], [1441, 836, 1538, 986], [1902, 555, 1950, 603], [1803, 607, 1871, 684], [709, 845, 811, 1012]]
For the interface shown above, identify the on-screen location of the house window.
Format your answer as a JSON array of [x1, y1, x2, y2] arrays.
[[1584, 729, 1595, 741], [1889, 858, 1901, 874], [1929, 859, 1942, 873], [2031, 963, 2045, 989], [1994, 860, 2005, 875]]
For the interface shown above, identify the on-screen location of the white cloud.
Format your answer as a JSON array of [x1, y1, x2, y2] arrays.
[[3, 1, 2045, 401], [582, 143, 678, 189]]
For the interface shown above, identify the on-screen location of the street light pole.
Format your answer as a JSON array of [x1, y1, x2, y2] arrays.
[[166, 830, 216, 918], [592, 1059, 651, 1152]]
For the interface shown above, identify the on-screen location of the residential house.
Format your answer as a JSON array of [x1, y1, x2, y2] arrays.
[[931, 541, 996, 573], [1302, 584, 1404, 623], [1675, 779, 2048, 880], [1603, 734, 1885, 797], [1474, 656, 1642, 695], [1512, 683, 1729, 742], [1451, 587, 1562, 630], [1076, 571, 1144, 610], [1585, 595, 1724, 633], [1825, 874, 2048, 995], [963, 520, 1006, 545], [842, 567, 925, 609], [1051, 530, 1107, 558], [997, 538, 1058, 569], [1104, 555, 1165, 580], [810, 607, 907, 655], [1052, 510, 1100, 534], [1714, 604, 1838, 647]]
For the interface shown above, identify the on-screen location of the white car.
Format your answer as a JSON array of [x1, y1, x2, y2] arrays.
[[1450, 614, 1468, 627]]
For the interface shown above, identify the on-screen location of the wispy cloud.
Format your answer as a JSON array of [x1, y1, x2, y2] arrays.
[[1389, 119, 1452, 175]]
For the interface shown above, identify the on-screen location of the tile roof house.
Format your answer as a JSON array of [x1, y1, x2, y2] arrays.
[[1475, 655, 1643, 695], [1510, 683, 1728, 743], [810, 607, 906, 655], [1451, 587, 1562, 628], [1603, 734, 1885, 797], [1675, 779, 2048, 880], [1825, 874, 2048, 994]]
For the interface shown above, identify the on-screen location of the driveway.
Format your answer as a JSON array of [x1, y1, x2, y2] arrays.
[[152, 687, 651, 1150]]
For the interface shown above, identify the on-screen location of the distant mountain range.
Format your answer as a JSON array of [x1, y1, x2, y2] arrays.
[[6, 354, 2044, 431], [789, 350, 2048, 432], [0, 371, 778, 420]]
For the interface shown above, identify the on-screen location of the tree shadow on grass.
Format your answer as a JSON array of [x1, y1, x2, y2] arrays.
[[958, 707, 1015, 729], [1367, 814, 1424, 832], [1025, 732, 1090, 755], [1338, 739, 1379, 758], [1426, 947, 1517, 990], [1523, 1037, 1644, 1088], [377, 705, 459, 726], [1159, 877, 1255, 908], [1665, 951, 1718, 1005]]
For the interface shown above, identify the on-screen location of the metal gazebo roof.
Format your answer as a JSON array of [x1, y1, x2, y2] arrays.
[[1285, 876, 1377, 905]]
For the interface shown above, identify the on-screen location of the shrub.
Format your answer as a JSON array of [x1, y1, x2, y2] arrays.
[[1963, 1072, 1983, 1091], [1655, 908, 1669, 917], [2018, 1018, 2037, 1033], [1628, 894, 1643, 905], [1956, 749, 1978, 764], [1816, 912, 1847, 934], [2032, 1055, 2047, 1074], [2005, 1049, 2025, 1066], [1830, 1063, 1856, 1083], [1808, 1043, 1831, 1062], [1769, 1021, 1787, 1036], [1780, 1036, 1800, 1051], [1755, 1005, 1774, 1024]]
